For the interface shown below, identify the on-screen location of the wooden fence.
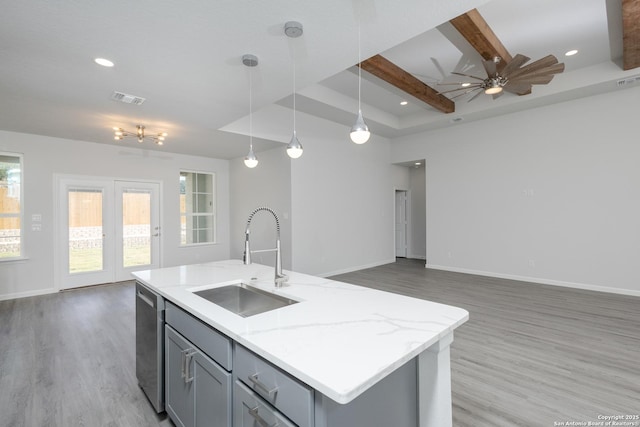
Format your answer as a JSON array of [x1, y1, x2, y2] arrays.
[[1, 186, 153, 228]]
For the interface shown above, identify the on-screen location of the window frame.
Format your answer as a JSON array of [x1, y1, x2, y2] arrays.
[[179, 170, 216, 247], [0, 152, 24, 261]]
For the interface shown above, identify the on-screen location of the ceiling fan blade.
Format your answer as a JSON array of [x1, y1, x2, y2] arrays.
[[507, 55, 560, 80], [436, 82, 480, 86], [501, 54, 530, 76], [450, 87, 482, 100], [482, 58, 497, 77], [510, 63, 566, 80], [431, 57, 448, 79], [437, 84, 482, 95], [509, 75, 554, 85], [467, 89, 484, 102], [451, 71, 484, 81], [503, 82, 532, 95]]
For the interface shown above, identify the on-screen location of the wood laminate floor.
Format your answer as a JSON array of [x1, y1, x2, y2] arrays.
[[0, 260, 638, 427], [332, 259, 640, 427]]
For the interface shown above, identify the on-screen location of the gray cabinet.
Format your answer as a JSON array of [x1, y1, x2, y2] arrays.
[[165, 302, 233, 427], [234, 344, 313, 427], [233, 380, 296, 427], [162, 302, 420, 427]]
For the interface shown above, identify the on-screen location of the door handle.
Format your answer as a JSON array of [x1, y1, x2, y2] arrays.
[[136, 290, 155, 308]]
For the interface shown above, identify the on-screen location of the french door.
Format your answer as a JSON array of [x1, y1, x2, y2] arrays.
[[58, 177, 160, 289]]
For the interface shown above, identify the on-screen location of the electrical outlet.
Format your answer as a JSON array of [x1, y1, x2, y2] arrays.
[[528, 259, 536, 268]]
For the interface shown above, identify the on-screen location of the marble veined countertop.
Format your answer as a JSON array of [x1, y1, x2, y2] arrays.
[[132, 260, 468, 404]]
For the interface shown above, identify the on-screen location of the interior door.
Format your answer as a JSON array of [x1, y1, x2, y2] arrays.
[[114, 181, 160, 282], [395, 190, 408, 258], [60, 178, 114, 289]]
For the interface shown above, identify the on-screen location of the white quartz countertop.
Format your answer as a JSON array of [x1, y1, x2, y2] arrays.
[[133, 260, 468, 404]]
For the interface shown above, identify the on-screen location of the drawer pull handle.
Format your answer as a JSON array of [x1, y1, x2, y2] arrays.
[[248, 406, 280, 427], [248, 373, 278, 399]]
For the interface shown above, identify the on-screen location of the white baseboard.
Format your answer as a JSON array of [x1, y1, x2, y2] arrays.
[[426, 264, 640, 297], [0, 287, 57, 301], [321, 258, 396, 278]]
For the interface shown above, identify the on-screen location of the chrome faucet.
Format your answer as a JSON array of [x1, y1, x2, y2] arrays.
[[243, 207, 288, 287]]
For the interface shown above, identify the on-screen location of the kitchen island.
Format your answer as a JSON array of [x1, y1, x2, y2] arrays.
[[133, 260, 468, 427]]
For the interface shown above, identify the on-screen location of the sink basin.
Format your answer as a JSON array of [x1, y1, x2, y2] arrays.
[[193, 283, 298, 317]]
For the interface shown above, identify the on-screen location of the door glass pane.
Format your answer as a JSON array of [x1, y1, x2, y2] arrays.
[[122, 189, 151, 268], [0, 154, 22, 258], [68, 189, 103, 273]]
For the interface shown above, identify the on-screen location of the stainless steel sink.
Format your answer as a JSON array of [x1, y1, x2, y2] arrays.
[[193, 283, 298, 317]]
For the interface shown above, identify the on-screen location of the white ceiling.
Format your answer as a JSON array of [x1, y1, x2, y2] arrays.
[[1, 0, 638, 159]]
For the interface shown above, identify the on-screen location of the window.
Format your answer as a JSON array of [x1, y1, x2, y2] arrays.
[[180, 171, 215, 245], [0, 153, 23, 259]]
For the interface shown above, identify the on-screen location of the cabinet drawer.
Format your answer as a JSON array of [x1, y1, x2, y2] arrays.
[[234, 380, 296, 427], [166, 301, 232, 371], [234, 344, 313, 427]]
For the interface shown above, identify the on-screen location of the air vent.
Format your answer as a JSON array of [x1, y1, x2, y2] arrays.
[[616, 75, 640, 87], [111, 91, 146, 105]]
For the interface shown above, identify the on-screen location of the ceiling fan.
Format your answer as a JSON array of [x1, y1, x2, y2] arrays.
[[438, 54, 565, 102]]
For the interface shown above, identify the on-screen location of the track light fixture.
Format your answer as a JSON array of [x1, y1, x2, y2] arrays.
[[113, 125, 167, 145]]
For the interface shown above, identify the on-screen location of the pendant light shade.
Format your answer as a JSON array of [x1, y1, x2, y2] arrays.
[[286, 131, 303, 158], [244, 148, 258, 168], [350, 109, 370, 144]]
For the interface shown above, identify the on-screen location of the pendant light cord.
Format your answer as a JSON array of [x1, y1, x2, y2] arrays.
[[249, 63, 253, 150], [358, 24, 362, 111], [293, 48, 296, 131]]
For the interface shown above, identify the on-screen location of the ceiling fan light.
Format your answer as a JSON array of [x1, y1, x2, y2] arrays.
[[484, 86, 503, 95], [244, 147, 258, 168], [350, 109, 370, 144], [286, 131, 303, 159]]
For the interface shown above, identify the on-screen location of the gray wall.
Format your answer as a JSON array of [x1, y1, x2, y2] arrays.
[[392, 86, 640, 295], [0, 131, 230, 300]]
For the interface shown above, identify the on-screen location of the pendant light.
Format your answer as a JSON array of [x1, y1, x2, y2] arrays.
[[285, 21, 304, 159], [350, 24, 370, 145], [243, 54, 258, 168]]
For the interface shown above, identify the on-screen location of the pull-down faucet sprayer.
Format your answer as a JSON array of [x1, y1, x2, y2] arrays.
[[243, 207, 288, 287]]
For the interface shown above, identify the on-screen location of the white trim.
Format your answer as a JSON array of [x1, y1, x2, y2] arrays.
[[319, 258, 396, 278], [0, 287, 56, 301], [426, 263, 640, 297]]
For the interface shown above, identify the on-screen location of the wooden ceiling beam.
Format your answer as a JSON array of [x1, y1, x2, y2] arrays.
[[449, 8, 512, 64], [359, 54, 455, 114], [623, 0, 640, 70]]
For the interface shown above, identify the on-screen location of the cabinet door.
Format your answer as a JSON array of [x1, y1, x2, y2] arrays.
[[165, 325, 195, 427], [193, 352, 232, 427]]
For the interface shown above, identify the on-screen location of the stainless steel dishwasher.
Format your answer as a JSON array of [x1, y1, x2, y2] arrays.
[[136, 281, 165, 413]]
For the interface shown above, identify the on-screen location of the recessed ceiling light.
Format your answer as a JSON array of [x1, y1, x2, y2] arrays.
[[94, 57, 114, 67], [400, 101, 408, 105], [461, 82, 471, 87], [565, 49, 578, 57], [414, 162, 421, 166]]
